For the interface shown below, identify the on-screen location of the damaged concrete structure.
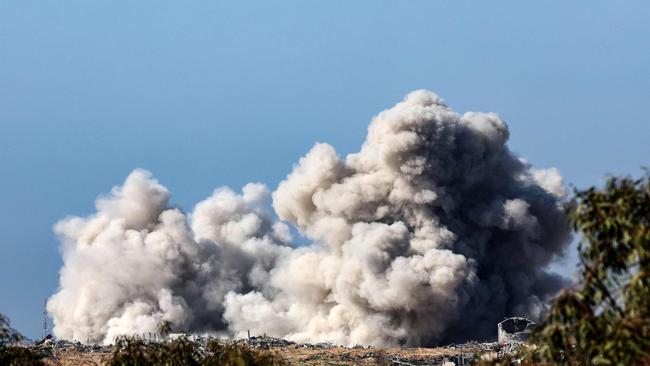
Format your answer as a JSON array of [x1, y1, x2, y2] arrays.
[[497, 317, 536, 343]]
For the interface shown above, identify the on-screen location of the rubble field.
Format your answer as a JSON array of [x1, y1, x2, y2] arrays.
[[28, 336, 520, 365]]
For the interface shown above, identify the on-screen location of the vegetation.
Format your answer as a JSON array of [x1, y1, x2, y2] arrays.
[[480, 173, 650, 365], [533, 174, 650, 365], [108, 336, 286, 366], [0, 313, 45, 366]]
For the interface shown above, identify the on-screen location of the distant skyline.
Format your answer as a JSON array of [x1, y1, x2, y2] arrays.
[[1, 1, 649, 339]]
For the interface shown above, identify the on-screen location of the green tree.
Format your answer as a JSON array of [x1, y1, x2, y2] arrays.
[[534, 174, 650, 365]]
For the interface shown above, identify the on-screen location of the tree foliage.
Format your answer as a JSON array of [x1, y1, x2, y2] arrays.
[[108, 337, 285, 366], [533, 174, 650, 365], [0, 313, 45, 366], [0, 313, 21, 346]]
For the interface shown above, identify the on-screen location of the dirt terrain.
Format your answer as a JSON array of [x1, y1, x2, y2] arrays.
[[271, 343, 483, 365], [42, 348, 111, 366], [36, 340, 492, 366]]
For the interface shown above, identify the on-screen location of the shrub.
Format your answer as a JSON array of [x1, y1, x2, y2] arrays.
[[0, 313, 45, 366], [108, 336, 285, 366]]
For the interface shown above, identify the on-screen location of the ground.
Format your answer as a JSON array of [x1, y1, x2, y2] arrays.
[[33, 337, 500, 365], [33, 337, 497, 366]]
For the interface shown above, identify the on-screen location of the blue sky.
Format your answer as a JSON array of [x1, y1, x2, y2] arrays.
[[1, 1, 648, 339]]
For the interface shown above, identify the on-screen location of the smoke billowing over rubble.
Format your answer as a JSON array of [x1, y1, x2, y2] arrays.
[[48, 90, 570, 347]]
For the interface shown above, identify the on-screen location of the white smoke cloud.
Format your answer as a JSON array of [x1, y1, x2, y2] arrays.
[[48, 90, 570, 346], [48, 170, 291, 343]]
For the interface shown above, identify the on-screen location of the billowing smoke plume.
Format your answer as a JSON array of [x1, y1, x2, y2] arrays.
[[48, 90, 570, 346]]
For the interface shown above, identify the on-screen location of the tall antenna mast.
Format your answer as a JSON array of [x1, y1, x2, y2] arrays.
[[42, 299, 49, 339]]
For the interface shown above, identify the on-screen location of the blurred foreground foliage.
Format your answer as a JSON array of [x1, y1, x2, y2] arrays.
[[483, 174, 650, 365], [108, 336, 286, 366], [0, 313, 45, 366]]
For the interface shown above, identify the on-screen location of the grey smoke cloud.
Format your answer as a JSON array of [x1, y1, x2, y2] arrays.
[[48, 90, 570, 346]]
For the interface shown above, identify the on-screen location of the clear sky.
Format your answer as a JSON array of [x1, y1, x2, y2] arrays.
[[1, 1, 648, 339]]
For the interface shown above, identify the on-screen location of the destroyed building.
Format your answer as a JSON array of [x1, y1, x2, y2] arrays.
[[497, 317, 536, 344]]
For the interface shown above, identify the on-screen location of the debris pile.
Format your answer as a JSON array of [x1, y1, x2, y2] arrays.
[[243, 335, 296, 349], [300, 341, 335, 349]]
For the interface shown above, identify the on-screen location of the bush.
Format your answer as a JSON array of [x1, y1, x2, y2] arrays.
[[0, 313, 45, 366], [108, 336, 285, 366]]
